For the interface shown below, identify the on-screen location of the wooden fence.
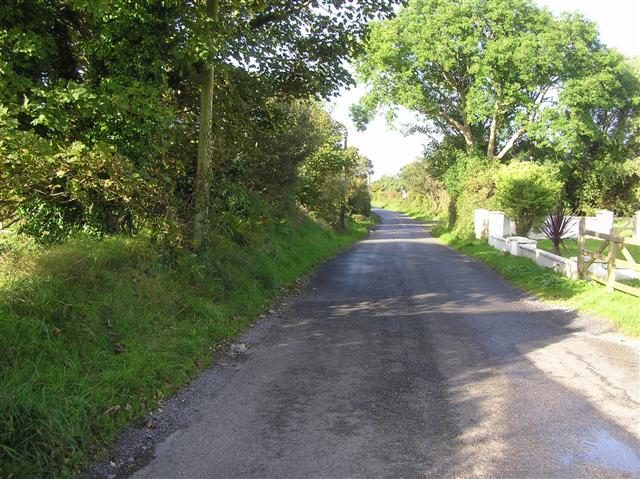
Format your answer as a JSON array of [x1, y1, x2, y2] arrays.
[[577, 217, 640, 297]]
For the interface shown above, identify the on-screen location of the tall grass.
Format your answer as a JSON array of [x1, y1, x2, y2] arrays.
[[0, 214, 373, 478]]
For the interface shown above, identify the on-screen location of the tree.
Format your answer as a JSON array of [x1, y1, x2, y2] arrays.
[[399, 160, 449, 214], [296, 109, 373, 230], [0, 0, 399, 244], [193, 0, 220, 250], [370, 175, 402, 205], [0, 0, 185, 241], [190, 0, 401, 248], [352, 0, 606, 162], [529, 55, 640, 214]]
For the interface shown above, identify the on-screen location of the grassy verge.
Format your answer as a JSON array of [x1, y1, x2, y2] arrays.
[[0, 214, 374, 478], [438, 233, 640, 337], [536, 238, 640, 260], [372, 198, 438, 223], [376, 203, 640, 338]]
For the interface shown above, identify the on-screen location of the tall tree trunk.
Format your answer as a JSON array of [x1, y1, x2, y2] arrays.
[[339, 134, 348, 231], [463, 125, 474, 154], [339, 201, 346, 231], [193, 0, 219, 250], [487, 105, 499, 161]]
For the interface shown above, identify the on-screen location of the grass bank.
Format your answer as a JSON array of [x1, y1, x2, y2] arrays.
[[0, 214, 373, 478], [375, 201, 640, 338]]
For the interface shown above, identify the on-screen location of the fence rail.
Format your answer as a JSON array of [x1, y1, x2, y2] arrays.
[[577, 217, 640, 297]]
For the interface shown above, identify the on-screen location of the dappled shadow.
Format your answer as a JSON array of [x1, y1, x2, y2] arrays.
[[259, 208, 640, 478], [102, 208, 638, 479]]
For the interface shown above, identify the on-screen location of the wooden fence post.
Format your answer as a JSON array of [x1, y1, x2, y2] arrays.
[[577, 217, 585, 279], [605, 223, 617, 293]]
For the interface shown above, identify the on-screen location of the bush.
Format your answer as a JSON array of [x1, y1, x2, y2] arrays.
[[494, 161, 562, 235], [439, 154, 498, 239], [399, 160, 450, 215], [452, 164, 498, 239], [298, 146, 372, 229]]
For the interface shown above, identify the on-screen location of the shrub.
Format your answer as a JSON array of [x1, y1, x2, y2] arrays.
[[443, 154, 498, 239], [452, 165, 498, 239], [542, 206, 573, 255], [399, 160, 450, 215], [494, 161, 562, 236]]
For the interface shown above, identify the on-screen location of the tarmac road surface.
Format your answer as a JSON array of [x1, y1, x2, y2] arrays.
[[131, 209, 640, 479]]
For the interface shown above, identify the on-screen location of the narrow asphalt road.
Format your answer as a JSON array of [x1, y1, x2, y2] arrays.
[[132, 209, 640, 479]]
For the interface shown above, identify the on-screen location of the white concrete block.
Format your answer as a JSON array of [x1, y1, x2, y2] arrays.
[[474, 209, 490, 239], [563, 216, 581, 239], [588, 210, 614, 234], [489, 236, 508, 252], [488, 211, 511, 238], [519, 244, 538, 261], [584, 260, 640, 282], [505, 236, 537, 256], [534, 249, 579, 279]]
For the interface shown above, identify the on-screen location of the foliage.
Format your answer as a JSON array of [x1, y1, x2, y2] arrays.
[[494, 161, 562, 235], [541, 207, 573, 255], [371, 149, 497, 238], [0, 0, 395, 243], [399, 160, 449, 215], [450, 162, 498, 239], [298, 145, 373, 230], [0, 214, 375, 478], [371, 175, 402, 205], [530, 55, 640, 214], [353, 0, 640, 219], [353, 0, 607, 161]]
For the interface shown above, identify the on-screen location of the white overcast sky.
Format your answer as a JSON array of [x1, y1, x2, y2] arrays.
[[327, 0, 640, 180]]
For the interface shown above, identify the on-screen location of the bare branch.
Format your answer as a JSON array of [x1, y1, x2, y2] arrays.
[[496, 127, 525, 160], [487, 100, 500, 160]]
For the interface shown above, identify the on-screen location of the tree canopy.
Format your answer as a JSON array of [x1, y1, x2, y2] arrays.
[[357, 0, 639, 225], [353, 0, 634, 161], [0, 0, 398, 243]]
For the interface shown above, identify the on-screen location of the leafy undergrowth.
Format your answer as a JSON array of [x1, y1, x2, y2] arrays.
[[0, 214, 374, 478], [377, 204, 640, 338]]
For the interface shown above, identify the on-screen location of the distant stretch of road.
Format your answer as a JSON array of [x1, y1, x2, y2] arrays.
[[132, 208, 640, 478]]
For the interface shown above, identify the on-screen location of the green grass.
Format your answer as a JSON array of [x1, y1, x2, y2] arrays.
[[537, 238, 640, 261], [437, 234, 640, 337], [373, 198, 439, 223], [0, 214, 374, 478], [376, 203, 640, 338]]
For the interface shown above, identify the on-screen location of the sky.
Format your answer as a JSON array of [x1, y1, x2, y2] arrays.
[[328, 0, 640, 180]]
